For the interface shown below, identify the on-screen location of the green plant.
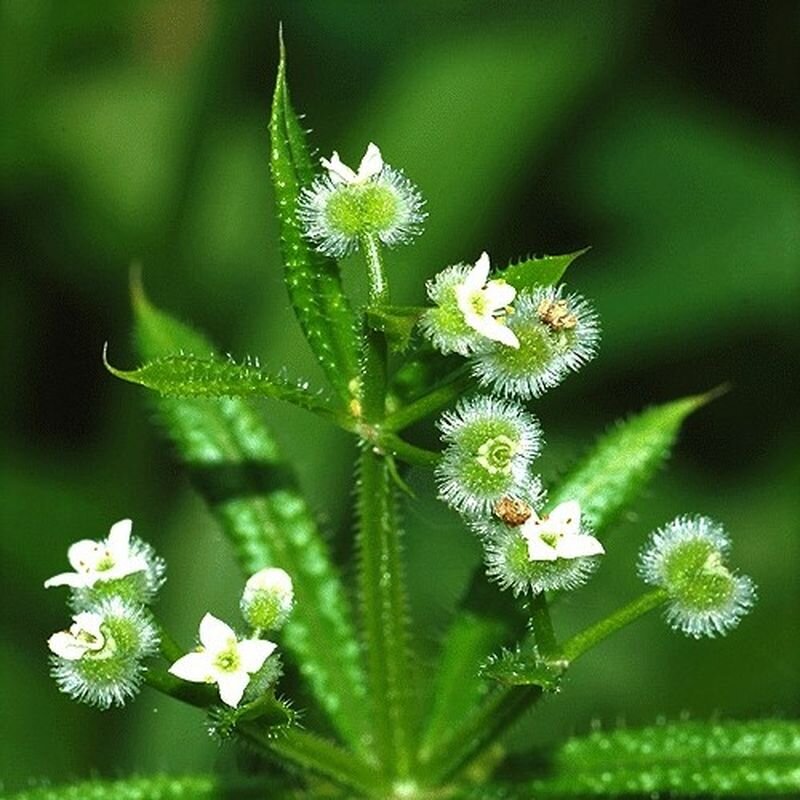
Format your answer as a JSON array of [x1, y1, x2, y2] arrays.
[[25, 36, 799, 800]]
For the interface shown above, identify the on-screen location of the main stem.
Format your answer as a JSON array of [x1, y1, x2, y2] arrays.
[[356, 234, 415, 783]]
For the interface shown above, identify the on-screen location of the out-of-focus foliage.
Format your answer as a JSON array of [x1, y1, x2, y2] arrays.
[[1, 0, 797, 792]]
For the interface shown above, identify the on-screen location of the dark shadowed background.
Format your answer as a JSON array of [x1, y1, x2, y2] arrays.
[[2, 0, 798, 793]]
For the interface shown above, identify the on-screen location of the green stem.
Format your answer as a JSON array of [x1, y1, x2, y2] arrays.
[[527, 592, 559, 657], [377, 433, 441, 466], [361, 234, 389, 305], [383, 367, 472, 433], [154, 621, 185, 664], [561, 588, 668, 662], [356, 447, 415, 780]]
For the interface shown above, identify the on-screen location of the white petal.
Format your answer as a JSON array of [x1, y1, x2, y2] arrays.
[[106, 519, 133, 559], [489, 320, 520, 349], [48, 631, 87, 660], [111, 554, 149, 580], [44, 571, 86, 589], [466, 252, 491, 289], [549, 501, 582, 535], [321, 151, 356, 184], [525, 534, 559, 562], [72, 612, 103, 640], [217, 670, 251, 708], [357, 142, 383, 181], [169, 651, 213, 683], [237, 639, 277, 673], [483, 280, 516, 310], [67, 539, 103, 572], [199, 613, 236, 651], [467, 314, 519, 348], [555, 534, 605, 560]]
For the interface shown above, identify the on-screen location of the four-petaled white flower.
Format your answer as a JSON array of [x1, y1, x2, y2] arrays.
[[44, 519, 148, 589], [321, 142, 384, 185], [48, 611, 105, 661], [520, 500, 604, 562], [169, 613, 277, 708], [455, 252, 519, 349]]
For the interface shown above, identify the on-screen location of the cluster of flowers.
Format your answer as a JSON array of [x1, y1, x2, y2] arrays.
[[298, 143, 756, 639], [45, 519, 294, 709]]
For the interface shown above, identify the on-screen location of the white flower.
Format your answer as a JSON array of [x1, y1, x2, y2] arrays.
[[520, 500, 604, 562], [44, 519, 149, 589], [455, 253, 519, 348], [321, 142, 384, 185], [48, 611, 105, 660], [169, 613, 277, 708]]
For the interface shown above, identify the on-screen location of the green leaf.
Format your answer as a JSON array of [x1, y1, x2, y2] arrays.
[[105, 350, 336, 419], [270, 33, 360, 401], [479, 646, 566, 691], [548, 390, 718, 534], [527, 719, 800, 797], [129, 280, 369, 755], [419, 612, 508, 761], [502, 248, 589, 293], [4, 774, 289, 800], [366, 305, 426, 353]]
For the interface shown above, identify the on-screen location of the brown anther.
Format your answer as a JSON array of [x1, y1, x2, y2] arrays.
[[537, 298, 577, 330], [494, 496, 533, 527]]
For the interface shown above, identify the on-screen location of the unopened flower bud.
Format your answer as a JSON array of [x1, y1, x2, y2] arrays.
[[240, 567, 294, 631]]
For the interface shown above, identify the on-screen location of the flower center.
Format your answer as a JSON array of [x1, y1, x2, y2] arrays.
[[476, 434, 518, 474], [214, 645, 241, 674]]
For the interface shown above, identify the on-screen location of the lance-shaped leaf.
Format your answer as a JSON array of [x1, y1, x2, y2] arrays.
[[525, 719, 800, 797], [105, 349, 336, 419], [270, 34, 360, 401], [501, 248, 589, 293], [128, 280, 369, 754], [548, 390, 717, 533], [5, 774, 291, 800]]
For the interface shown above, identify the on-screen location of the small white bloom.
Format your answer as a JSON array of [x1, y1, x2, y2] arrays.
[[321, 142, 384, 185], [44, 519, 149, 590], [169, 613, 277, 708], [520, 500, 604, 562], [455, 253, 519, 348], [48, 611, 105, 661]]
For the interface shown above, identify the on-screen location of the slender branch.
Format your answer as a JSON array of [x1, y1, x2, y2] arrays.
[[527, 591, 559, 657], [561, 588, 668, 662], [377, 432, 441, 466], [383, 367, 472, 433]]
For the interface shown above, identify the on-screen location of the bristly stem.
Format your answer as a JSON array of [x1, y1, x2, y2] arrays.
[[378, 432, 441, 466], [561, 588, 668, 662], [354, 235, 416, 782], [527, 591, 559, 657], [361, 234, 389, 305]]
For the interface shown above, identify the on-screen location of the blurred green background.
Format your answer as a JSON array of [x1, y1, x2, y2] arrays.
[[2, 0, 798, 793]]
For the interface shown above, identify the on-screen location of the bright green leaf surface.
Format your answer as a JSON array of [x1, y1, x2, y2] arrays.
[[528, 719, 800, 797], [502, 249, 589, 294]]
